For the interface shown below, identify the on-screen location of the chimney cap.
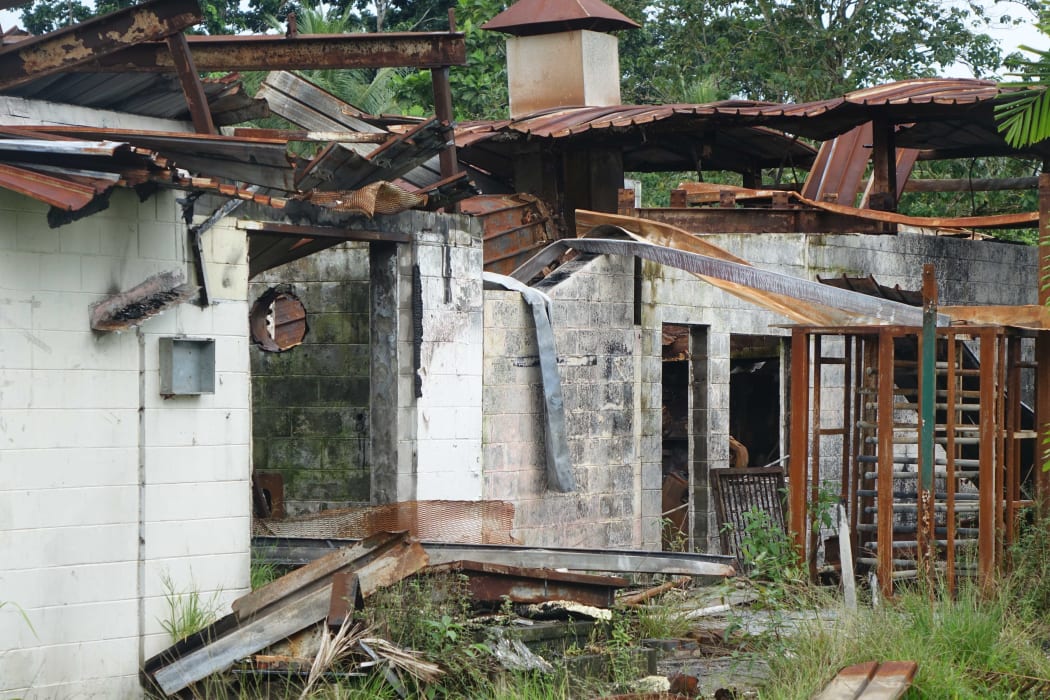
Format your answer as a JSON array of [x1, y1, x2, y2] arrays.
[[481, 0, 640, 37]]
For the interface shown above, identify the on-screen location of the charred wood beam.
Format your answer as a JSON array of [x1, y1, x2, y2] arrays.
[[0, 0, 202, 91], [89, 270, 197, 331], [79, 32, 466, 73]]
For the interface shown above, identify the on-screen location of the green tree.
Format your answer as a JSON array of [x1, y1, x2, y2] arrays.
[[615, 0, 1035, 103], [20, 0, 259, 34], [391, 0, 508, 120], [264, 2, 405, 115]]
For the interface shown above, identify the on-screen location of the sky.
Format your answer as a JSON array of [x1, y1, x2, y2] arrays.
[[0, 1, 1046, 80]]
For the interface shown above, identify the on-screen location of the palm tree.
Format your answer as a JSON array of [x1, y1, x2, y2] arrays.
[[995, 4, 1050, 148], [266, 2, 404, 116]]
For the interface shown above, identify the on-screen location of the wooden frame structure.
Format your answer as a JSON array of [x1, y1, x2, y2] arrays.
[[788, 324, 1035, 597]]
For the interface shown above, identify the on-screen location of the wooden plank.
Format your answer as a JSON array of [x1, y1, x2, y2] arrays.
[[855, 661, 918, 700], [813, 660, 879, 700]]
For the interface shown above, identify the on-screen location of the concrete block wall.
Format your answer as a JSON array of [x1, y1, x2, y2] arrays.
[[250, 244, 371, 515], [409, 218, 485, 501], [370, 212, 485, 504], [482, 255, 641, 548], [0, 189, 250, 699]]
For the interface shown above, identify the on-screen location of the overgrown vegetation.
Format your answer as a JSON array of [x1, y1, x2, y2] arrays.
[[158, 573, 224, 643], [756, 507, 1050, 699]]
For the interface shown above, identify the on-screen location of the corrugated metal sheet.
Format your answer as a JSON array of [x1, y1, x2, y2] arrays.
[[456, 112, 818, 175], [3, 71, 266, 124], [456, 78, 1050, 158]]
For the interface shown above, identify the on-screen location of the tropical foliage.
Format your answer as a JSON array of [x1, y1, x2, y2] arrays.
[[995, 3, 1050, 148]]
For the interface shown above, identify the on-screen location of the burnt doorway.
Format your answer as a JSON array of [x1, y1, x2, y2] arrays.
[[729, 334, 783, 469], [660, 324, 709, 551]]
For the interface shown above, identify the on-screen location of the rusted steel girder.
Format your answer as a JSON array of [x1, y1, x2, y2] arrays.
[[0, 0, 202, 91], [165, 31, 215, 134], [80, 31, 467, 72]]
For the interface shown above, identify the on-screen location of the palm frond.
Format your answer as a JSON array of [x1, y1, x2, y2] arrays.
[[996, 88, 1050, 148]]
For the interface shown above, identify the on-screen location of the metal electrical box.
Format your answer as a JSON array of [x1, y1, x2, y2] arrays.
[[159, 337, 216, 395]]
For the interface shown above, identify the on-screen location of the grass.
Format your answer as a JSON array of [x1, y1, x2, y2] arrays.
[[758, 583, 1050, 699], [158, 572, 224, 643], [163, 509, 1050, 699]]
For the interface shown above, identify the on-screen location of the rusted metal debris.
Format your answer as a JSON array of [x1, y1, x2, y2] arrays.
[[429, 560, 628, 608], [788, 323, 1031, 597], [78, 31, 467, 73], [249, 285, 309, 353], [712, 467, 786, 573], [0, 0, 203, 91], [814, 661, 917, 700], [144, 530, 428, 696], [255, 500, 519, 544], [254, 536, 737, 578], [89, 270, 197, 332], [461, 193, 556, 275]]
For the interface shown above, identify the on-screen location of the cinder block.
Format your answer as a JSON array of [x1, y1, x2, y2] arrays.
[[1, 522, 137, 571], [145, 443, 249, 484], [0, 407, 137, 451], [15, 213, 60, 253], [144, 479, 247, 522], [145, 516, 250, 559], [58, 219, 101, 256], [138, 221, 180, 261], [143, 551, 248, 601], [0, 636, 140, 690]]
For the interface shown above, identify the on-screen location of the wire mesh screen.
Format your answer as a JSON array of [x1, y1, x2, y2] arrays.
[[254, 500, 519, 544], [712, 467, 787, 566]]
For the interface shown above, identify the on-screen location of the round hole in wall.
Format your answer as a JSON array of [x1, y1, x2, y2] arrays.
[[250, 285, 308, 352]]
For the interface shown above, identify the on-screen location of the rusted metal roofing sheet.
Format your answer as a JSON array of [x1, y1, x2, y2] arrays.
[[460, 193, 556, 275], [457, 79, 1050, 159], [456, 110, 817, 174], [5, 125, 298, 190], [4, 72, 266, 124], [482, 0, 640, 36], [433, 560, 628, 607]]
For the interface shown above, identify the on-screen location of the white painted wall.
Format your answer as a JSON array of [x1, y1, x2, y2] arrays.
[[0, 188, 251, 698], [401, 218, 484, 502]]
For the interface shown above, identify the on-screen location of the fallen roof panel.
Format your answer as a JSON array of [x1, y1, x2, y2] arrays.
[[3, 72, 265, 124], [253, 536, 737, 577]]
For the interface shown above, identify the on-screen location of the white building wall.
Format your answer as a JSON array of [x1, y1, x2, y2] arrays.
[[0, 188, 251, 699]]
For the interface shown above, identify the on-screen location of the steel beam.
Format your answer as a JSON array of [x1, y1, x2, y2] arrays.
[[253, 537, 737, 578], [0, 0, 202, 91], [78, 32, 466, 72], [165, 31, 215, 135]]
